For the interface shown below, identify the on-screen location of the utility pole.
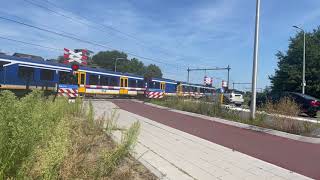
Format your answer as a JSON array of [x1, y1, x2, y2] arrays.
[[227, 65, 230, 89], [293, 25, 306, 94], [250, 0, 261, 119], [187, 67, 190, 83], [187, 66, 231, 87], [115, 57, 125, 72]]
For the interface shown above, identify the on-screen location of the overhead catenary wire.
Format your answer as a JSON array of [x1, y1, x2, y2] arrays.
[[25, 0, 215, 68], [0, 35, 61, 52], [0, 35, 184, 77], [0, 15, 187, 69], [23, 0, 196, 68]]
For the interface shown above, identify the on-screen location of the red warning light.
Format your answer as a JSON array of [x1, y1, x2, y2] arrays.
[[71, 64, 79, 71]]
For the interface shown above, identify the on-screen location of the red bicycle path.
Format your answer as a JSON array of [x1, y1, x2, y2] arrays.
[[112, 100, 320, 180]]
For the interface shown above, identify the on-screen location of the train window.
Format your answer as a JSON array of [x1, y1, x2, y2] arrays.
[[59, 71, 77, 85], [148, 81, 155, 89], [190, 86, 196, 92], [89, 74, 99, 85], [154, 82, 160, 89], [129, 79, 137, 87], [100, 76, 109, 86], [137, 80, 144, 88], [18, 66, 34, 81], [183, 85, 189, 92], [40, 69, 54, 81], [200, 88, 205, 93], [109, 76, 118, 86]]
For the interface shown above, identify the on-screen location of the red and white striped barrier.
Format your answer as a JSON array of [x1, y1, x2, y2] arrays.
[[58, 88, 78, 98], [146, 91, 164, 98]]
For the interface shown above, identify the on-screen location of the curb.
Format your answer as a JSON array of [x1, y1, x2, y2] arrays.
[[131, 99, 320, 144]]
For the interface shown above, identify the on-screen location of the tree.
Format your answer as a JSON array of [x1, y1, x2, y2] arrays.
[[92, 50, 128, 71], [144, 64, 163, 78], [269, 27, 320, 98], [91, 50, 163, 77], [126, 58, 146, 75]]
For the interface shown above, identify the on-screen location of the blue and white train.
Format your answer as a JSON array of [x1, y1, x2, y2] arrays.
[[0, 53, 216, 98]]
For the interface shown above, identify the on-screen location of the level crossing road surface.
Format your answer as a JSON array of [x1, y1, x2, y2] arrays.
[[103, 99, 320, 180]]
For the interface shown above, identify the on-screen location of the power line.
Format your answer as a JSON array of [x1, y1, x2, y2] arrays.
[[0, 35, 184, 77], [42, 0, 143, 43], [28, 0, 215, 68], [0, 10, 89, 44], [23, 0, 193, 68], [0, 35, 61, 52], [0, 15, 186, 69]]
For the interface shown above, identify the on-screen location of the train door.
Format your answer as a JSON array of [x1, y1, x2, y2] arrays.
[[160, 82, 166, 91], [75, 71, 86, 93], [119, 76, 128, 94], [177, 84, 183, 96]]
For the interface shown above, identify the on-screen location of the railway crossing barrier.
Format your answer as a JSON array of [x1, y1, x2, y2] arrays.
[[57, 85, 78, 98], [145, 89, 164, 99]]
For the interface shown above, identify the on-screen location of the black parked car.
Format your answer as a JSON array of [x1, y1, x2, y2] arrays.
[[249, 92, 320, 117]]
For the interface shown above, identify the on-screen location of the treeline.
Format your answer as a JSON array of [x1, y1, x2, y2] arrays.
[[58, 50, 163, 78], [270, 26, 320, 98]]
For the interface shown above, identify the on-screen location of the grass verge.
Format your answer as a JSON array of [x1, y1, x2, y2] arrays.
[[0, 90, 157, 179], [148, 97, 319, 137]]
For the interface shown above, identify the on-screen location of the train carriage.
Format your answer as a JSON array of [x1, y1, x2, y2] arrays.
[[146, 77, 177, 98], [76, 68, 146, 96], [177, 82, 216, 98], [0, 53, 217, 99], [0, 54, 67, 91], [0, 54, 147, 97]]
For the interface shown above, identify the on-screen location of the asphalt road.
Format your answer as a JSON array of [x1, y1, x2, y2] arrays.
[[112, 100, 320, 180]]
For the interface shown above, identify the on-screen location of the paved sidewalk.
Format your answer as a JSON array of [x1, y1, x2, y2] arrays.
[[92, 100, 311, 180]]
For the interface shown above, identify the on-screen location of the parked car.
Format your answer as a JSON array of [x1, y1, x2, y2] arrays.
[[248, 92, 320, 117], [288, 92, 320, 117]]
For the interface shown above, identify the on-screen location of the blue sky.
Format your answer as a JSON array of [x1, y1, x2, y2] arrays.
[[0, 0, 320, 90]]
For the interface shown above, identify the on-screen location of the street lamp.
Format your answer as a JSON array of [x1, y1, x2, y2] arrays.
[[293, 25, 306, 94], [250, 0, 261, 119], [114, 57, 125, 72]]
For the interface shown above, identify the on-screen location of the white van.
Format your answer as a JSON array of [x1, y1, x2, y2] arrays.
[[224, 90, 244, 106]]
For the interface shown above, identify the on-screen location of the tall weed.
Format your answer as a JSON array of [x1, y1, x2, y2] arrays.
[[98, 121, 140, 177], [0, 90, 80, 178]]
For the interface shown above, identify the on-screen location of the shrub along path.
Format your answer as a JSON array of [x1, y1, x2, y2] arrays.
[[112, 100, 320, 180]]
